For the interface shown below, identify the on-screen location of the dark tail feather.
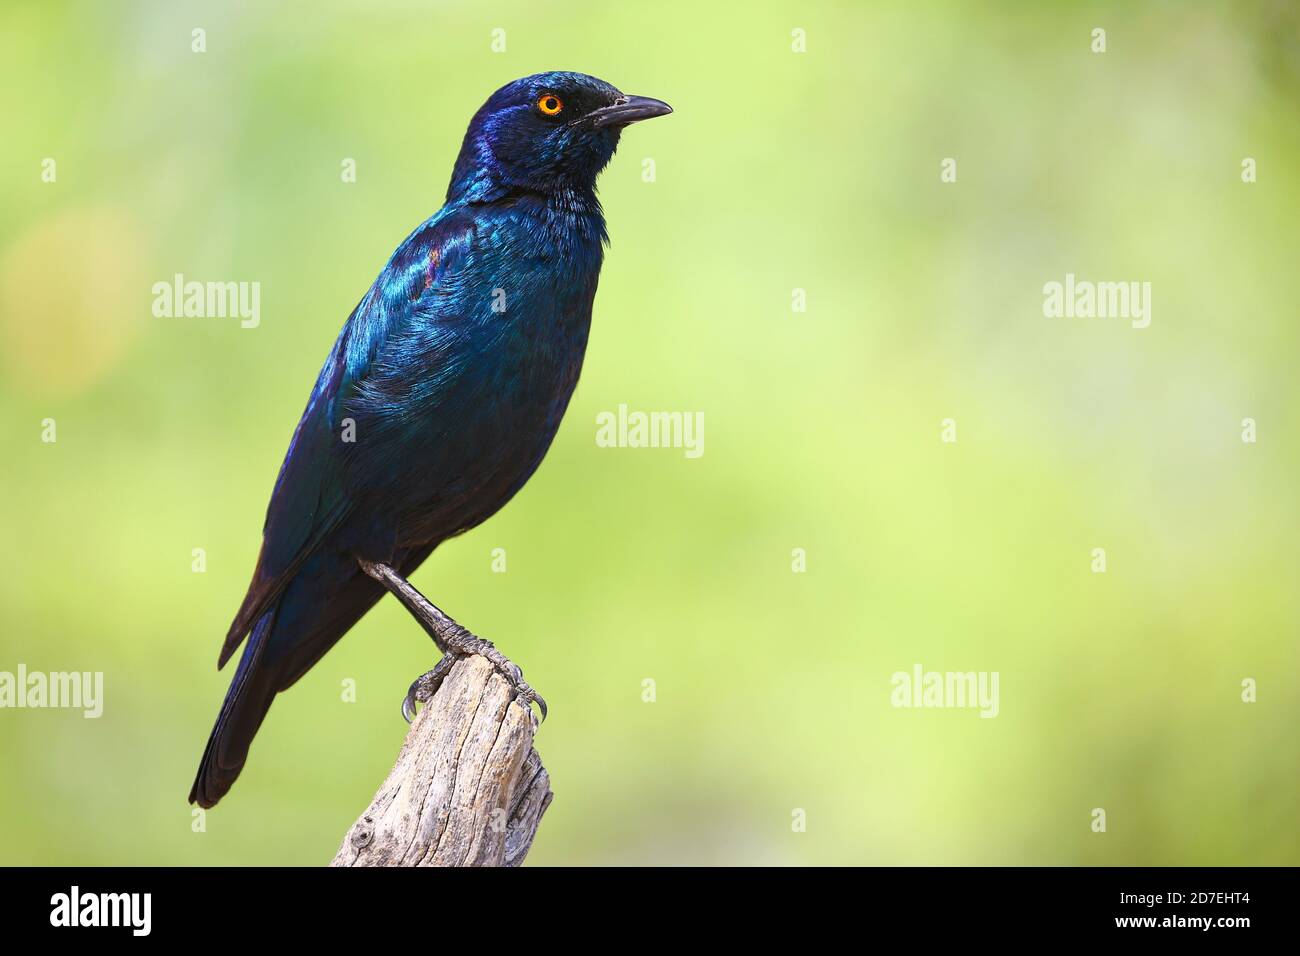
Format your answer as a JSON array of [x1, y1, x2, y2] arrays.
[[189, 608, 279, 808]]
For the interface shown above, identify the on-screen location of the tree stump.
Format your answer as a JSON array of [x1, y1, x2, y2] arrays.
[[330, 654, 552, 867]]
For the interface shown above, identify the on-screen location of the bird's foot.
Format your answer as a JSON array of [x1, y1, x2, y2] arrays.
[[401, 626, 547, 725], [400, 654, 457, 723]]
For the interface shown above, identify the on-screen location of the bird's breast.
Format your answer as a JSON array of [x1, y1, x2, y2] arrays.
[[389, 256, 601, 542]]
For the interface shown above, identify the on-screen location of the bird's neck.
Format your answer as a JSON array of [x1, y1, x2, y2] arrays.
[[452, 174, 595, 209], [523, 189, 610, 260], [542, 186, 607, 236], [449, 178, 608, 252]]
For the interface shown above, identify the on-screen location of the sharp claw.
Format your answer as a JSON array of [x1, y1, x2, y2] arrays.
[[401, 671, 429, 723], [401, 649, 546, 728], [513, 685, 546, 723]]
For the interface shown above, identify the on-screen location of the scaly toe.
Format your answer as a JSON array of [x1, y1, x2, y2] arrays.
[[514, 684, 547, 723], [399, 658, 454, 723]]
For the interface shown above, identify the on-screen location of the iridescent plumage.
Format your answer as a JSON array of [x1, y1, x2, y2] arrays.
[[190, 72, 671, 807]]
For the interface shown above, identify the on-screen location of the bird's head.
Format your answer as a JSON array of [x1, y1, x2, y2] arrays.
[[447, 71, 672, 202]]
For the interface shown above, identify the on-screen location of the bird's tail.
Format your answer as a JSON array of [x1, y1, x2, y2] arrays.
[[188, 608, 279, 808]]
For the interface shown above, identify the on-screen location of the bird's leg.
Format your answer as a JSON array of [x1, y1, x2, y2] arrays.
[[357, 559, 452, 654], [357, 559, 547, 724]]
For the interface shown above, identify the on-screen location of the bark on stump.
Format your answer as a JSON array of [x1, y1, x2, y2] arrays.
[[330, 654, 552, 867]]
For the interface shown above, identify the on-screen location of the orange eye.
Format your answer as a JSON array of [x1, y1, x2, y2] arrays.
[[537, 94, 563, 116]]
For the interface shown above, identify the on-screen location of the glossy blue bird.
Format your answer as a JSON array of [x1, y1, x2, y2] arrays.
[[190, 72, 671, 807]]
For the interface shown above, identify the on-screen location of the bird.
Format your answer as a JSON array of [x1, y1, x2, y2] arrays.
[[189, 71, 672, 808]]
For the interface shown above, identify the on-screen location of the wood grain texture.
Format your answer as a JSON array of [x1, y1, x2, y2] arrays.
[[330, 654, 552, 867]]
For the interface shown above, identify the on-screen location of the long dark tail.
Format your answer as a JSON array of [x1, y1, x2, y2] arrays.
[[189, 543, 438, 808], [189, 608, 279, 808]]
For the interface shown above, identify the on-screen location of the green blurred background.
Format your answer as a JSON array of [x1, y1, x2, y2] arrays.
[[1, 0, 1297, 865]]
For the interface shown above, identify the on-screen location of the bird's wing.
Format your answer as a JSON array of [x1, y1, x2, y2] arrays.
[[218, 209, 477, 667]]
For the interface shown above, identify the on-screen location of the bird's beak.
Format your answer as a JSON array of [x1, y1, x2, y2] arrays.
[[584, 95, 674, 129]]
